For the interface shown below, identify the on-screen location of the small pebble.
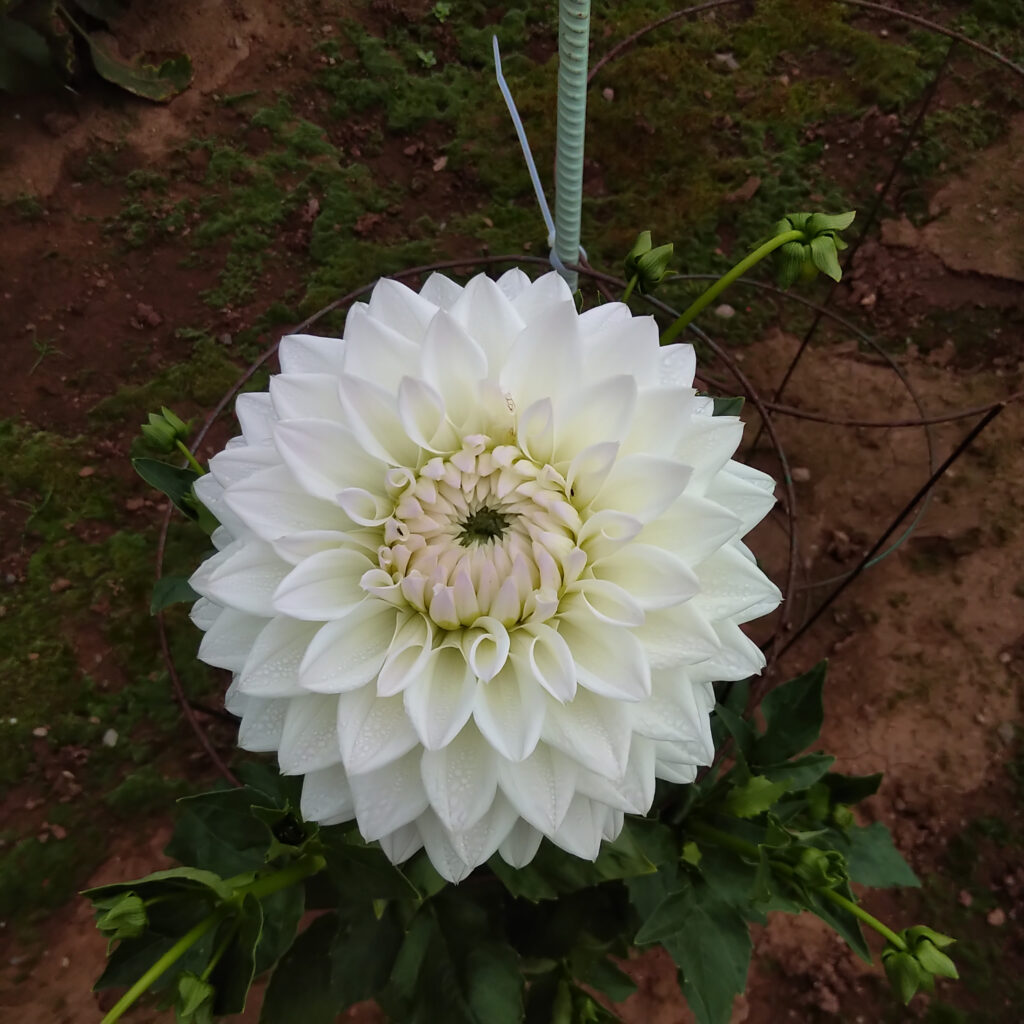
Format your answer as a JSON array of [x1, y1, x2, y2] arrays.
[[713, 303, 736, 319], [102, 728, 118, 748], [791, 467, 811, 483], [32, 726, 48, 738], [988, 908, 1006, 927]]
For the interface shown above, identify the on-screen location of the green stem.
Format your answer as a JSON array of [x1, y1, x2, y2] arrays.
[[688, 821, 908, 951], [818, 888, 908, 950], [100, 855, 325, 1024], [175, 440, 205, 476], [621, 274, 639, 303], [100, 907, 228, 1024], [661, 229, 804, 344]]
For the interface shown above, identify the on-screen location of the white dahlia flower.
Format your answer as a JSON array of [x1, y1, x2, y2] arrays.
[[188, 270, 781, 882]]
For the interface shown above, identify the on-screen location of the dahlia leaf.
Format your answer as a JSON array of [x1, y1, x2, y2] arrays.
[[724, 775, 791, 819], [321, 833, 420, 902], [752, 661, 826, 765], [806, 883, 871, 962], [209, 893, 263, 1015], [834, 822, 920, 889], [329, 903, 405, 1009], [821, 770, 883, 806], [574, 954, 636, 1002], [757, 753, 835, 792], [150, 575, 199, 614], [260, 913, 343, 1024], [253, 885, 305, 974], [711, 396, 745, 417], [636, 881, 751, 1024], [132, 457, 200, 519]]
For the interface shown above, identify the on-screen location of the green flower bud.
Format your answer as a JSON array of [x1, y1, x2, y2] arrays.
[[792, 847, 848, 890], [624, 230, 674, 294], [176, 971, 216, 1024], [883, 947, 927, 1004], [831, 804, 854, 830], [773, 210, 855, 289], [140, 407, 190, 454], [914, 938, 959, 981], [94, 892, 148, 941], [905, 924, 956, 950]]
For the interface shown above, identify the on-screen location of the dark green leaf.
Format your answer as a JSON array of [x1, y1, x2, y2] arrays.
[[234, 761, 302, 805], [836, 823, 919, 889], [752, 662, 826, 765], [84, 866, 235, 904], [321, 830, 419, 903], [711, 703, 755, 765], [132, 458, 200, 519], [253, 884, 304, 974], [166, 788, 273, 876], [576, 955, 636, 1002], [260, 914, 342, 1024], [638, 882, 751, 1024], [330, 904, 404, 1008], [211, 893, 263, 1015], [806, 884, 870, 961], [711, 396, 745, 417], [758, 753, 835, 792], [81, 29, 193, 101], [0, 16, 59, 92], [75, 0, 125, 20], [151, 575, 199, 614], [386, 910, 436, 1006]]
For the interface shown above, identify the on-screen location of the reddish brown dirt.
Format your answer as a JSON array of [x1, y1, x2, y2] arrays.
[[1, 3, 1022, 1023]]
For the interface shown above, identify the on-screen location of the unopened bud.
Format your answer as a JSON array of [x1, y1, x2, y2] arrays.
[[140, 407, 189, 453], [625, 230, 674, 294], [774, 210, 855, 288]]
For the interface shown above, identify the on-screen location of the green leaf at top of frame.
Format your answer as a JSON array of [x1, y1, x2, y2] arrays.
[[0, 15, 60, 91], [751, 661, 827, 766]]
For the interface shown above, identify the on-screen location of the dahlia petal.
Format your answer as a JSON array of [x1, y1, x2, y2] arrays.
[[342, 305, 421, 391], [462, 616, 510, 682], [415, 810, 473, 883], [272, 547, 373, 620], [633, 600, 723, 670], [448, 274, 525, 377], [566, 441, 619, 509], [576, 508, 644, 562], [541, 688, 631, 780], [419, 272, 464, 310], [497, 742, 577, 832], [224, 678, 249, 718], [655, 759, 699, 785], [446, 794, 517, 870], [704, 461, 777, 533], [396, 376, 458, 453], [508, 271, 573, 323], [192, 472, 247, 538], [377, 823, 423, 864], [420, 725, 499, 832], [495, 267, 531, 301], [548, 795, 606, 860], [516, 397, 555, 465], [271, 529, 378, 566], [337, 688, 419, 774], [575, 737, 656, 815], [555, 374, 637, 462], [336, 487, 393, 526], [368, 278, 438, 341], [273, 419, 388, 502], [269, 373, 345, 422], [299, 602, 398, 693], [472, 659, 546, 762], [558, 613, 651, 701], [300, 764, 354, 826], [693, 545, 782, 624], [349, 749, 430, 841], [376, 613, 434, 697], [209, 443, 280, 489], [658, 343, 697, 388], [226, 464, 348, 541], [277, 333, 345, 376], [197, 607, 268, 671], [278, 694, 342, 774], [420, 310, 488, 427], [567, 579, 645, 628], [238, 617, 320, 698], [514, 622, 577, 702], [704, 620, 768, 681], [583, 314, 660, 388], [577, 301, 631, 332], [498, 818, 544, 868], [673, 416, 746, 491], [592, 543, 700, 610], [339, 374, 420, 467], [403, 644, 477, 750], [235, 392, 276, 445], [593, 453, 692, 523], [631, 672, 715, 764], [189, 596, 220, 632], [199, 541, 291, 618], [639, 495, 741, 567], [237, 697, 288, 752], [620, 387, 700, 457], [502, 301, 582, 411]]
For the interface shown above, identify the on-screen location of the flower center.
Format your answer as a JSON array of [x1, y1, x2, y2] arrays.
[[373, 435, 587, 630], [458, 506, 513, 546]]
